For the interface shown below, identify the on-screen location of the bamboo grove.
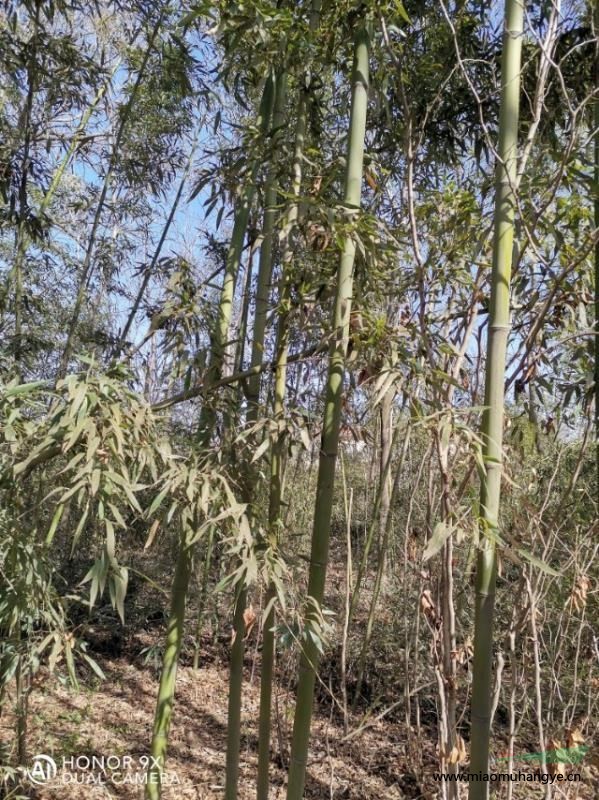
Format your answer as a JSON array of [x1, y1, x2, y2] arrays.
[[0, 1, 597, 799]]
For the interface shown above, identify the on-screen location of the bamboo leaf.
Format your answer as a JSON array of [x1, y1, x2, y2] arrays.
[[46, 503, 65, 546], [111, 567, 128, 624], [517, 548, 560, 577], [70, 501, 90, 555], [90, 468, 101, 497], [3, 379, 48, 397], [108, 502, 127, 529], [80, 652, 106, 681], [105, 519, 116, 562], [251, 438, 271, 463], [147, 486, 169, 517], [423, 522, 452, 561], [144, 519, 160, 551]]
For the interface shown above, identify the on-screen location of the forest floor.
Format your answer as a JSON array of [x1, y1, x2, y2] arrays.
[[1, 627, 596, 800], [1, 634, 422, 800]]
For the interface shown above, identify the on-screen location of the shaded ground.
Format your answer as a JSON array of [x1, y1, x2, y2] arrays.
[[1, 633, 596, 799], [1, 643, 426, 800]]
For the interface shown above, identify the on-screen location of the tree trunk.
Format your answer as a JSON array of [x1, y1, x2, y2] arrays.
[[285, 23, 370, 800], [468, 1, 524, 795]]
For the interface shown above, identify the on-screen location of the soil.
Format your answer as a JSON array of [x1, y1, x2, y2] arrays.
[[0, 633, 596, 800]]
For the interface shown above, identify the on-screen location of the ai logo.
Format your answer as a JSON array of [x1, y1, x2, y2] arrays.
[[27, 754, 57, 785]]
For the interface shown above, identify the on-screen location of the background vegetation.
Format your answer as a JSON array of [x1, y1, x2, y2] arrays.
[[0, 1, 597, 799]]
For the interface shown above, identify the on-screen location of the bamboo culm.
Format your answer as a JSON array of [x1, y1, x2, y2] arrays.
[[145, 76, 276, 800], [225, 67, 287, 800], [285, 23, 370, 800], [256, 46, 318, 800], [468, 1, 524, 796]]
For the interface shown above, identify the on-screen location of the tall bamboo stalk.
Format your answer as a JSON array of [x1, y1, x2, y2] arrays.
[[15, 627, 27, 766], [146, 542, 193, 799], [191, 237, 256, 674], [192, 525, 215, 671], [234, 235, 259, 378], [255, 344, 287, 799], [255, 1, 321, 781], [197, 72, 276, 444], [468, 1, 524, 795], [285, 22, 370, 800], [7, 38, 128, 379], [145, 76, 275, 800], [224, 68, 287, 800]]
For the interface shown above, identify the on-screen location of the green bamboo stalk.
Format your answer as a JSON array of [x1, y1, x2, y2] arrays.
[[197, 72, 276, 444], [255, 19, 321, 785], [10, 24, 138, 361], [146, 541, 193, 798], [285, 23, 370, 800], [15, 628, 27, 766], [145, 77, 276, 800], [234, 234, 259, 379], [254, 186, 296, 800], [224, 583, 247, 800], [223, 231, 260, 451], [255, 357, 286, 798], [40, 60, 122, 216], [468, 1, 524, 795], [245, 69, 288, 415], [225, 67, 287, 800], [8, 47, 124, 379]]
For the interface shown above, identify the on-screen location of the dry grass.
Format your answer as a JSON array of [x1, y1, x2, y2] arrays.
[[0, 629, 595, 799]]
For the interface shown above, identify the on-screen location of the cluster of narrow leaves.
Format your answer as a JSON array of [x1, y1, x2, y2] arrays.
[[0, 363, 250, 642], [245, 407, 315, 466], [276, 595, 337, 658], [146, 451, 249, 553], [4, 367, 160, 619], [0, 508, 106, 696]]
